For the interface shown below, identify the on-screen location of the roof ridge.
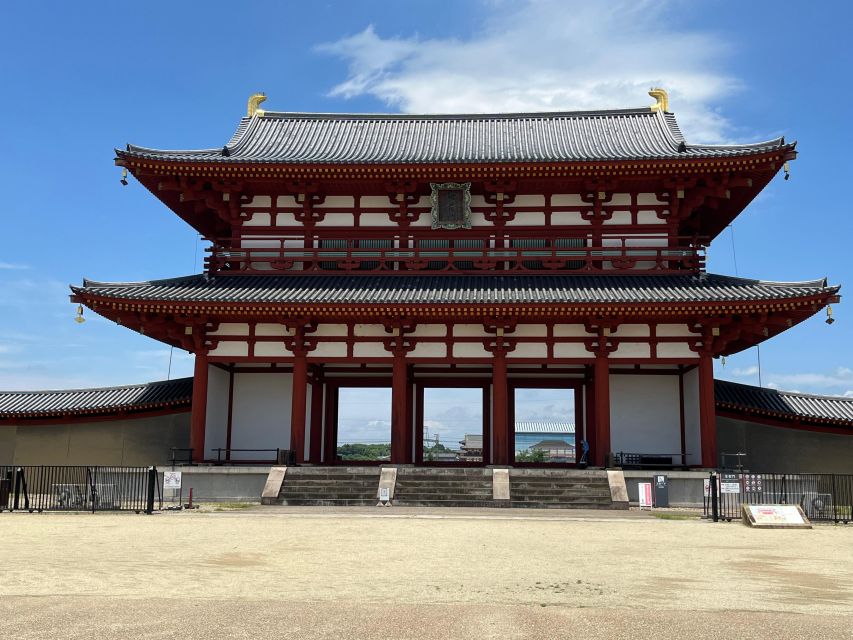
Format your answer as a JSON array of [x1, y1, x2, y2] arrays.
[[716, 378, 853, 404], [0, 377, 193, 396], [255, 107, 656, 121]]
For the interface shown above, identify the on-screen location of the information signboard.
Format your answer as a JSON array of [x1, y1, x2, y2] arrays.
[[164, 472, 182, 490], [638, 482, 652, 508], [743, 504, 812, 529], [720, 473, 740, 494]]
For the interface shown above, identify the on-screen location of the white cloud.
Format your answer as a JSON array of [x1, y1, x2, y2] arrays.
[[319, 0, 743, 142], [732, 366, 759, 377], [0, 262, 29, 270]]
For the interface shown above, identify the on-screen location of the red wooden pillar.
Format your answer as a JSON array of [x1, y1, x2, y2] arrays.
[[391, 352, 411, 463], [290, 353, 308, 463], [594, 354, 611, 467], [698, 354, 718, 468], [190, 353, 208, 463], [492, 350, 509, 465], [584, 378, 596, 458], [308, 377, 324, 464]]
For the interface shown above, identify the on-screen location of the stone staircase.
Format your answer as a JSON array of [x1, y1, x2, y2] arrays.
[[277, 467, 381, 506], [393, 467, 495, 507], [509, 469, 613, 509]]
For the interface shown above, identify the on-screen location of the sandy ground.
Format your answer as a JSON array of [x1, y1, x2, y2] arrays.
[[0, 506, 851, 639]]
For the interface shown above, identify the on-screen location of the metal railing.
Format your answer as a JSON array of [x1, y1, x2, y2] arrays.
[[0, 466, 161, 514], [204, 233, 706, 275], [704, 472, 853, 524], [610, 451, 690, 469], [211, 448, 292, 465], [170, 448, 195, 466]]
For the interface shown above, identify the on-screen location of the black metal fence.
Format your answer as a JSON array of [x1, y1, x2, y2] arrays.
[[704, 471, 853, 523], [0, 466, 161, 514]]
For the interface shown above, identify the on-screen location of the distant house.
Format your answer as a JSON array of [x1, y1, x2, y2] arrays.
[[515, 422, 575, 455], [530, 439, 576, 463]]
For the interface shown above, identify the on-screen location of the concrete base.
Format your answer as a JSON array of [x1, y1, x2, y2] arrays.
[[622, 470, 708, 508], [159, 466, 271, 503]]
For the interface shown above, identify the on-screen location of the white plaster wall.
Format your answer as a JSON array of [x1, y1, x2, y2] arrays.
[[230, 372, 293, 459], [205, 365, 230, 452], [312, 343, 348, 358], [553, 324, 589, 337], [453, 325, 489, 337], [506, 212, 545, 226], [550, 212, 588, 225], [210, 323, 250, 336], [512, 325, 548, 338], [551, 194, 586, 206], [612, 324, 650, 337], [602, 211, 632, 225], [453, 343, 490, 358], [410, 343, 447, 358], [316, 196, 354, 208], [315, 213, 353, 227], [313, 324, 349, 337], [246, 195, 272, 208], [411, 324, 447, 337], [637, 193, 665, 205], [243, 213, 271, 226], [209, 341, 249, 358], [636, 211, 664, 224], [610, 343, 651, 359], [276, 195, 298, 207], [353, 343, 389, 358], [657, 324, 697, 337], [553, 343, 590, 358], [354, 324, 390, 337], [508, 343, 548, 359], [657, 343, 698, 359], [609, 374, 681, 456], [256, 324, 289, 337], [682, 367, 701, 466], [255, 342, 292, 357]]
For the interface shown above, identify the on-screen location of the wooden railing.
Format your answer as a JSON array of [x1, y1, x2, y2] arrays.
[[204, 233, 706, 275]]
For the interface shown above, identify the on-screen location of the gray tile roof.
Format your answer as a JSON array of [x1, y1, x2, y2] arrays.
[[72, 273, 836, 306], [515, 421, 575, 434], [0, 377, 193, 420], [118, 108, 791, 165], [715, 380, 853, 428]]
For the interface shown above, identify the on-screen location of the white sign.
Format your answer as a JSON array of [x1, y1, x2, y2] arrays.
[[744, 504, 811, 529], [379, 487, 390, 502], [164, 472, 182, 490], [703, 479, 710, 497], [638, 482, 652, 508], [720, 482, 740, 494]]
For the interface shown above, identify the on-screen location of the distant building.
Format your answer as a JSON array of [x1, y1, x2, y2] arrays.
[[459, 434, 484, 462], [515, 421, 575, 454]]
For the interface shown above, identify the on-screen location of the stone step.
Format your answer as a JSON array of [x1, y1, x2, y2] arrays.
[[392, 499, 498, 508], [511, 487, 611, 496], [280, 499, 379, 507], [508, 501, 615, 509]]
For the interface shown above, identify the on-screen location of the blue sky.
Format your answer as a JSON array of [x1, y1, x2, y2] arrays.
[[1, 0, 851, 433]]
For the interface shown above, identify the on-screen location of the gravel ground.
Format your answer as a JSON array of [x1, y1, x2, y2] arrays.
[[1, 506, 851, 639]]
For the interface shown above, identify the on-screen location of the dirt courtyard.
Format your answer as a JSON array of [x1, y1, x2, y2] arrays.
[[1, 506, 851, 639]]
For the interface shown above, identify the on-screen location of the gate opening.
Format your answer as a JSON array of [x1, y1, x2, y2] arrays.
[[335, 387, 392, 462], [512, 387, 576, 464]]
